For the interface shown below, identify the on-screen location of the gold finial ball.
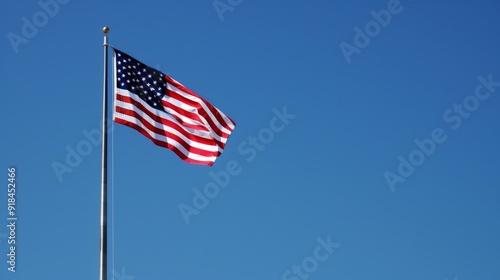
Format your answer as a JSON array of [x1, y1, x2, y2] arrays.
[[103, 27, 110, 34]]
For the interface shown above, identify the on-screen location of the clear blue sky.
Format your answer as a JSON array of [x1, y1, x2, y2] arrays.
[[2, 0, 500, 279]]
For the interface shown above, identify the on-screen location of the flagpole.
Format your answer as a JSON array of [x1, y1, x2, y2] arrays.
[[100, 26, 110, 280]]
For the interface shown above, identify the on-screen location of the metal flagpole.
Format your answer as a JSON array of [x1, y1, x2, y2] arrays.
[[100, 26, 110, 280]]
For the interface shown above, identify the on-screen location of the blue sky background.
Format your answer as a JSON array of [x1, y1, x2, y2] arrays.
[[2, 0, 500, 279]]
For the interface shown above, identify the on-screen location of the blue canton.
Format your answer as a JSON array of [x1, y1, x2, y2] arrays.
[[115, 49, 167, 112]]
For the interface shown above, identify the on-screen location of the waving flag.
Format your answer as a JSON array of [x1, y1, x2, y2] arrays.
[[112, 48, 236, 166]]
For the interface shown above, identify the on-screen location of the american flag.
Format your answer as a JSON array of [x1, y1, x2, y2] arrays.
[[112, 48, 236, 166]]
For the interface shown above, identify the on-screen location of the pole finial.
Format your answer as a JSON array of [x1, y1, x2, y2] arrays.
[[103, 26, 110, 34]]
